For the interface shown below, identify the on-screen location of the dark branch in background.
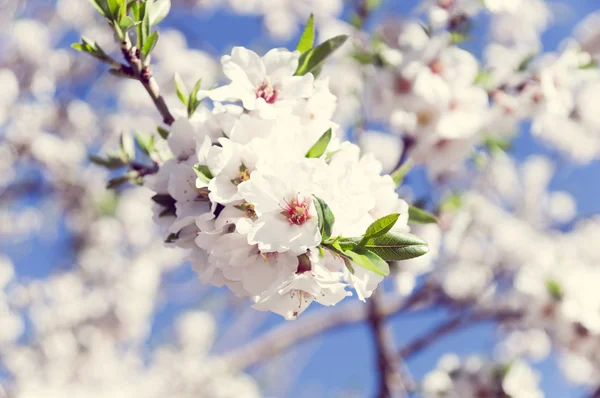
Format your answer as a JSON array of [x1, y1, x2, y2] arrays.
[[369, 288, 410, 398], [119, 35, 175, 125], [223, 285, 435, 370], [398, 309, 523, 359]]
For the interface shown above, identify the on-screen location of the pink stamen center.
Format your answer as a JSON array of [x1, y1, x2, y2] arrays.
[[429, 59, 444, 75], [256, 79, 278, 104], [280, 195, 312, 225]]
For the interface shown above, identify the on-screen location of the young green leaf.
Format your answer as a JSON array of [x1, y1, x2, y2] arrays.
[[440, 192, 463, 213], [484, 136, 511, 154], [135, 133, 155, 156], [119, 15, 138, 32], [408, 205, 438, 224], [390, 158, 413, 186], [106, 0, 120, 18], [89, 155, 125, 169], [295, 14, 315, 54], [88, 0, 108, 17], [356, 231, 429, 261], [360, 213, 400, 245], [140, 3, 151, 48], [187, 78, 203, 117], [106, 174, 131, 189], [313, 195, 335, 241], [305, 128, 332, 158], [343, 257, 355, 274], [580, 60, 598, 70], [518, 53, 536, 72], [157, 126, 169, 139], [193, 164, 213, 184], [174, 73, 189, 106], [119, 132, 135, 161], [149, 0, 171, 27], [344, 247, 389, 276], [450, 31, 468, 44], [366, 0, 384, 11], [142, 31, 159, 57], [295, 35, 349, 76], [546, 280, 563, 300]]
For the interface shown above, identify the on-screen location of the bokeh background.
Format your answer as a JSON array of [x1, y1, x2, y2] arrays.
[[1, 0, 600, 396]]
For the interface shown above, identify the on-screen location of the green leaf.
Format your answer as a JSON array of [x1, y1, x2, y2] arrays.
[[344, 247, 389, 276], [157, 126, 169, 139], [119, 15, 138, 32], [193, 164, 213, 184], [546, 280, 563, 300], [343, 257, 355, 274], [89, 154, 125, 169], [119, 0, 127, 19], [474, 70, 493, 87], [580, 60, 597, 70], [305, 128, 332, 158], [390, 158, 413, 186], [440, 192, 463, 213], [295, 35, 348, 76], [360, 213, 400, 245], [141, 3, 151, 48], [187, 78, 203, 117], [106, 0, 120, 19], [518, 53, 536, 72], [356, 231, 429, 262], [295, 14, 315, 54], [366, 0, 383, 11], [149, 0, 171, 26], [450, 31, 468, 44], [142, 31, 159, 57], [135, 133, 154, 155], [106, 174, 131, 189], [408, 205, 438, 224], [352, 51, 376, 65], [72, 37, 117, 66], [88, 0, 108, 17], [484, 136, 511, 154], [119, 132, 135, 161], [174, 73, 189, 106], [313, 196, 335, 241]]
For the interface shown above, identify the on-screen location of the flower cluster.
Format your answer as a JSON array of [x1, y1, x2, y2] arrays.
[[145, 46, 428, 319]]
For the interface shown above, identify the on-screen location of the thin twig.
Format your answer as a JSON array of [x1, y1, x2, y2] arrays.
[[369, 289, 409, 398], [119, 34, 175, 126], [398, 309, 522, 359], [222, 285, 435, 370]]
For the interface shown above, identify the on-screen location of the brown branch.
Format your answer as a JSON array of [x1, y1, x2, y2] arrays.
[[119, 35, 175, 126], [398, 309, 522, 359], [222, 285, 435, 370], [369, 289, 409, 398]]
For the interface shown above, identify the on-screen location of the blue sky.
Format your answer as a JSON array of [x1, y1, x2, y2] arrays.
[[5, 0, 600, 396]]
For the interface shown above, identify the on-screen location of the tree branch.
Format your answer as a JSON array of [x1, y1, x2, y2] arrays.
[[369, 289, 410, 398], [222, 285, 435, 370], [398, 309, 522, 359], [119, 34, 175, 126]]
